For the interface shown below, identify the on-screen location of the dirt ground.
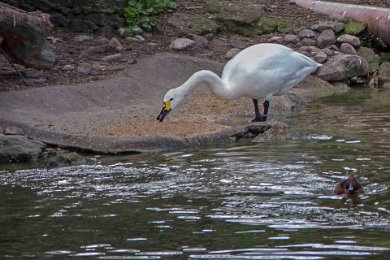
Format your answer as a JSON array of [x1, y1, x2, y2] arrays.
[[1, 0, 388, 92]]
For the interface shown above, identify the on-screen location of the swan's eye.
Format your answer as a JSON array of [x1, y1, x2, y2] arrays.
[[170, 98, 174, 101]]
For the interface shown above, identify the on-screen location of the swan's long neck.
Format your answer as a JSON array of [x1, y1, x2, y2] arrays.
[[177, 70, 235, 100]]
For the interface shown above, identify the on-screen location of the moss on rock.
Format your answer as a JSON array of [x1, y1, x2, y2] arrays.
[[345, 21, 366, 35], [168, 13, 220, 36], [378, 62, 390, 83], [357, 47, 380, 72], [255, 11, 277, 35], [275, 17, 293, 33]]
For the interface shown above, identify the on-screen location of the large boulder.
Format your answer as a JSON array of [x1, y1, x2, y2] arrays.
[[318, 54, 371, 81], [0, 135, 46, 163], [0, 3, 56, 69], [207, 0, 268, 36], [168, 13, 220, 36], [357, 47, 380, 72], [2, 0, 126, 33]]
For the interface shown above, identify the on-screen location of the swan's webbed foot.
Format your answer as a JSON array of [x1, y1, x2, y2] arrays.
[[252, 115, 267, 122]]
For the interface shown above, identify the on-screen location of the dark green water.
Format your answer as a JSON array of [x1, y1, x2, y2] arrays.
[[1, 89, 390, 259]]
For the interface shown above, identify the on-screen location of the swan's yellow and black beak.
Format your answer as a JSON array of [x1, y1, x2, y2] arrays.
[[157, 101, 171, 122]]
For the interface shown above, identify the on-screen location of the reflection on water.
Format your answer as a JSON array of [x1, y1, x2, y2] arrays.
[[1, 89, 390, 259]]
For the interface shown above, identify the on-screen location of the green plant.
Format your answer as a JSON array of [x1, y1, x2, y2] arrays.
[[124, 0, 176, 30]]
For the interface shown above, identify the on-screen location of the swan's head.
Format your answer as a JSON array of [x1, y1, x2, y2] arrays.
[[157, 88, 185, 122]]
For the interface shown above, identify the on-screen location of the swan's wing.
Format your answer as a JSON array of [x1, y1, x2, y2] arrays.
[[221, 44, 320, 98]]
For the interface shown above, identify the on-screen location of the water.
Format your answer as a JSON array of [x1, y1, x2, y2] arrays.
[[1, 89, 390, 259]]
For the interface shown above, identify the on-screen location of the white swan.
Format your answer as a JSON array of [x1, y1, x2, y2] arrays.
[[157, 43, 321, 122]]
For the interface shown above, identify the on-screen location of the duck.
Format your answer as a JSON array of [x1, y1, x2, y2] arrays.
[[157, 43, 322, 122], [335, 175, 364, 195]]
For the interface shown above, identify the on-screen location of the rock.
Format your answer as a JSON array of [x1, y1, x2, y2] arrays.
[[97, 25, 116, 36], [268, 36, 283, 44], [168, 13, 220, 36], [340, 43, 357, 55], [27, 78, 47, 84], [4, 127, 24, 135], [85, 44, 116, 55], [368, 73, 379, 88], [225, 48, 240, 59], [207, 0, 266, 36], [101, 53, 123, 63], [63, 64, 75, 70], [337, 34, 361, 47], [284, 34, 300, 44], [301, 38, 316, 46], [0, 6, 56, 69], [125, 36, 144, 43], [134, 35, 145, 42], [109, 37, 124, 51], [350, 76, 366, 85], [0, 128, 3, 135], [331, 82, 350, 93], [344, 21, 366, 35], [169, 38, 196, 51], [50, 12, 69, 27], [251, 122, 291, 143], [76, 65, 91, 75], [143, 32, 153, 39], [311, 21, 344, 33], [323, 47, 335, 57], [254, 13, 277, 35], [73, 35, 93, 42], [383, 82, 390, 88], [318, 54, 371, 81], [313, 52, 328, 63], [380, 52, 390, 61], [378, 62, 390, 83], [300, 46, 327, 63], [69, 19, 97, 33], [257, 13, 292, 35], [45, 151, 88, 169], [316, 29, 336, 48], [0, 135, 46, 163], [96, 36, 109, 43], [3, 1, 126, 33], [298, 29, 317, 39], [118, 27, 133, 38], [133, 26, 144, 35], [187, 34, 208, 48], [357, 47, 380, 72], [300, 45, 320, 53]]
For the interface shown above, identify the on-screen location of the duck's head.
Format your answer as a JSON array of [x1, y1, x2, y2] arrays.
[[335, 175, 363, 195], [157, 88, 185, 122]]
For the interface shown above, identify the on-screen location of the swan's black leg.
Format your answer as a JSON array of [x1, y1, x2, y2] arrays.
[[260, 100, 270, 121], [252, 99, 262, 122]]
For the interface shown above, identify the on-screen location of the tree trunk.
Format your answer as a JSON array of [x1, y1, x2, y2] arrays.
[[0, 2, 56, 69]]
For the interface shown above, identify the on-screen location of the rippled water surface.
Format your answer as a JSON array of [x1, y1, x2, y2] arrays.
[[1, 89, 390, 259]]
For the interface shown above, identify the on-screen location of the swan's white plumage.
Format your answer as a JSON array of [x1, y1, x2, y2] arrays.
[[158, 43, 321, 122], [220, 43, 320, 100]]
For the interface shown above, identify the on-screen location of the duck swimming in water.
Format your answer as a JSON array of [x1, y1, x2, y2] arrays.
[[157, 43, 321, 122], [335, 176, 364, 195]]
